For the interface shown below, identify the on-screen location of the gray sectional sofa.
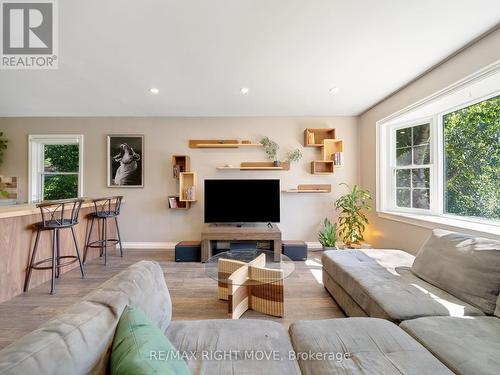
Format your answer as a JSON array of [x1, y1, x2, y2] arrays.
[[0, 228, 498, 374], [323, 229, 500, 375]]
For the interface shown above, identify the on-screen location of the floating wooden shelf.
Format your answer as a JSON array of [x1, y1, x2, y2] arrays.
[[321, 139, 343, 160], [217, 161, 290, 171], [179, 172, 196, 201], [283, 184, 331, 193], [168, 196, 191, 210], [189, 139, 262, 148], [172, 155, 190, 179], [304, 128, 336, 147], [311, 161, 334, 175]]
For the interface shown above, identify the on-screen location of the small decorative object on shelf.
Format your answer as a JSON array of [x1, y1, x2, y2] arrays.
[[332, 151, 343, 166], [168, 196, 178, 208], [260, 136, 303, 167]]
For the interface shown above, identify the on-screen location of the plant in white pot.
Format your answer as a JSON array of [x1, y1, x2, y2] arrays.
[[318, 218, 338, 250]]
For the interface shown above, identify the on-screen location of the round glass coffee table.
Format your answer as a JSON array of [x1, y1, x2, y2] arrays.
[[204, 250, 295, 319]]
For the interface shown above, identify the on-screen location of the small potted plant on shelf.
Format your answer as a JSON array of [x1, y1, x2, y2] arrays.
[[318, 218, 338, 250], [285, 149, 302, 164], [260, 136, 280, 166], [260, 137, 303, 167], [335, 183, 372, 248]]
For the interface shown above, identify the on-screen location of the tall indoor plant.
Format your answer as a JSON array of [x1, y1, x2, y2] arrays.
[[335, 183, 372, 247]]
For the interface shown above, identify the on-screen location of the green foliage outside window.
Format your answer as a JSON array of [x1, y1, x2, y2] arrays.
[[43, 144, 79, 200], [444, 95, 499, 220]]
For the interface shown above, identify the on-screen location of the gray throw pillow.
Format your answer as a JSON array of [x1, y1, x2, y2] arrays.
[[411, 229, 500, 314]]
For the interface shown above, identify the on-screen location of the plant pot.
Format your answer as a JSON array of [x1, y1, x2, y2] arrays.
[[322, 246, 337, 251], [273, 160, 281, 167]]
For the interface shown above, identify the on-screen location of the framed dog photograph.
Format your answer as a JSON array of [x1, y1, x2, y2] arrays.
[[107, 135, 144, 187]]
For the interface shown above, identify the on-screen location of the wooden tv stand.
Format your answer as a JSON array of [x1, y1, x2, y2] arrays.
[[201, 224, 282, 262]]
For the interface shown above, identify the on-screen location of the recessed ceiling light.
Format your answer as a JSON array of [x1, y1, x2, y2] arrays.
[[149, 88, 159, 94], [329, 87, 340, 94], [240, 87, 249, 94]]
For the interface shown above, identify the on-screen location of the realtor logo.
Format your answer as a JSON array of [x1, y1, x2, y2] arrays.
[[1, 0, 58, 69]]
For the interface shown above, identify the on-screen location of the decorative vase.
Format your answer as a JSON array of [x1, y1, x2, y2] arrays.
[[273, 160, 281, 167]]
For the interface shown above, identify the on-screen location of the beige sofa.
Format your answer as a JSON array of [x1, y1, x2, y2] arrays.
[[322, 229, 500, 375], [0, 260, 451, 375]]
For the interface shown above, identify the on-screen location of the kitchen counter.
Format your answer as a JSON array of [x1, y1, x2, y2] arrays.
[[0, 200, 117, 303]]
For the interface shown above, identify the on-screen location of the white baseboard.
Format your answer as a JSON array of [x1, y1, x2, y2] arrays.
[[122, 241, 323, 250]]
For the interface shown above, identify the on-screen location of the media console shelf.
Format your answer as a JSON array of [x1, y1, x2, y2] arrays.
[[189, 139, 262, 148], [283, 184, 331, 193], [201, 224, 282, 262], [217, 161, 290, 171]]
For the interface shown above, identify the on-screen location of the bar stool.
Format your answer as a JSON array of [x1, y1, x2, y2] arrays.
[[83, 196, 123, 265], [24, 198, 87, 295]]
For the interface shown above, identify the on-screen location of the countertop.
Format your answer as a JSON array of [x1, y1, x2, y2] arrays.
[[0, 200, 97, 219]]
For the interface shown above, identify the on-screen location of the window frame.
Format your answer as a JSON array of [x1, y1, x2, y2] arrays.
[[376, 62, 500, 231], [28, 134, 84, 203]]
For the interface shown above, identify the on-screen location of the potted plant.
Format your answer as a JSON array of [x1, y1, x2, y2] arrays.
[[318, 218, 337, 250], [335, 183, 372, 248], [260, 137, 303, 167], [285, 149, 302, 164], [260, 137, 280, 166]]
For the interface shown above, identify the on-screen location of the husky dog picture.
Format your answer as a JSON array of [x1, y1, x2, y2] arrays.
[[107, 135, 144, 187]]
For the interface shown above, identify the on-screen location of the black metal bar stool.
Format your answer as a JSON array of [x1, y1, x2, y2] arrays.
[[83, 196, 123, 265], [24, 198, 87, 295]]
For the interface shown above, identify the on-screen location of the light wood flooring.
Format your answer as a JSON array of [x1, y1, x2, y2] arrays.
[[0, 249, 344, 350]]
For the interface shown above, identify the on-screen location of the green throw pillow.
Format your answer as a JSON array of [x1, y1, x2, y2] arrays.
[[110, 306, 191, 375]]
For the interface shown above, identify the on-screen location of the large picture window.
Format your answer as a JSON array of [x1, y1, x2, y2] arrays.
[[443, 95, 499, 220], [29, 135, 84, 203], [378, 66, 500, 231]]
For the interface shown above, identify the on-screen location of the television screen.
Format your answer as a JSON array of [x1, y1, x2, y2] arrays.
[[204, 179, 280, 223]]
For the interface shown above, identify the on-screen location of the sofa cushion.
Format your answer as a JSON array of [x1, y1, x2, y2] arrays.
[[111, 306, 190, 375], [411, 229, 500, 314], [322, 249, 484, 322], [495, 294, 500, 317], [401, 316, 500, 375], [289, 317, 453, 375], [0, 261, 171, 375], [166, 319, 301, 375]]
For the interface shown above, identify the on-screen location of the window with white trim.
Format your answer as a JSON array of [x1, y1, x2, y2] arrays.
[[378, 65, 500, 225], [29, 135, 84, 203]]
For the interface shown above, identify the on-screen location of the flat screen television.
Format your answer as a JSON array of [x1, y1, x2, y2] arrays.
[[204, 179, 280, 223]]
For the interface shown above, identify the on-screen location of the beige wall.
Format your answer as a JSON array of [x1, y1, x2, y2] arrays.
[[0, 117, 358, 243], [359, 28, 500, 254]]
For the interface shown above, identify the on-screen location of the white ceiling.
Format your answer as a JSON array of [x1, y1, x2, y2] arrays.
[[0, 0, 499, 117]]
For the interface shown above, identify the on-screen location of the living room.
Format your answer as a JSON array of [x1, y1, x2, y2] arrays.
[[0, 1, 499, 375]]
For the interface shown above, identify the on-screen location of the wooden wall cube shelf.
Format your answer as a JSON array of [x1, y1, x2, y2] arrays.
[[311, 161, 334, 175], [179, 172, 196, 201], [321, 139, 343, 161], [304, 128, 336, 147], [189, 139, 262, 148], [172, 155, 190, 179], [168, 196, 191, 209]]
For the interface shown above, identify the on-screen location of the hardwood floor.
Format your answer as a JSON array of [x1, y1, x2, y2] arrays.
[[0, 248, 344, 350]]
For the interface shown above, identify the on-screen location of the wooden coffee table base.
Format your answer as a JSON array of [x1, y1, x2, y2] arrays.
[[218, 254, 284, 319]]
